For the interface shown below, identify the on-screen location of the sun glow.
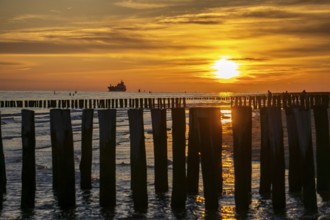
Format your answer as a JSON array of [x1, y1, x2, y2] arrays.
[[212, 57, 240, 79]]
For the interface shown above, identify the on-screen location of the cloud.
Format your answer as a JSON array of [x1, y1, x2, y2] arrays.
[[155, 7, 305, 26], [114, 1, 171, 9], [164, 58, 210, 66], [0, 18, 216, 54], [157, 13, 224, 25], [8, 14, 65, 23], [0, 36, 211, 54], [128, 0, 330, 19], [9, 14, 47, 22], [266, 42, 330, 58], [230, 57, 269, 62], [285, 21, 330, 36], [236, 76, 256, 81], [0, 61, 23, 66], [237, 7, 304, 19], [0, 41, 91, 54]]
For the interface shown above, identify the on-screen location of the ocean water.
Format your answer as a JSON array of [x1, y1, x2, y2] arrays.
[[0, 91, 330, 219]]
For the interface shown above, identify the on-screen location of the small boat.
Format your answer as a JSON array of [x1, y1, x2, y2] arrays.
[[108, 81, 127, 92]]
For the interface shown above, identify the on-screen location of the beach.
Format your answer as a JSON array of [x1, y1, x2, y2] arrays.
[[0, 91, 330, 219]]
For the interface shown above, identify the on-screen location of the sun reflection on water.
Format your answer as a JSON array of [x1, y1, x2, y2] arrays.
[[221, 109, 232, 124], [220, 142, 236, 219], [220, 206, 236, 220]]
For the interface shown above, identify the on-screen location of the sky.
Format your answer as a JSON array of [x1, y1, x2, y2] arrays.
[[0, 0, 330, 92]]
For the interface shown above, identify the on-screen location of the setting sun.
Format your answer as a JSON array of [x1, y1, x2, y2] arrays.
[[212, 58, 240, 79], [0, 1, 329, 92]]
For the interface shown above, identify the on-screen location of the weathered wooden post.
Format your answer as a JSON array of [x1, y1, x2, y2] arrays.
[[79, 109, 94, 190], [119, 99, 123, 108], [50, 117, 58, 190], [187, 108, 200, 194], [171, 108, 186, 209], [313, 105, 330, 192], [17, 101, 23, 108], [60, 100, 65, 108], [98, 109, 117, 208], [143, 98, 147, 108], [133, 99, 136, 108], [79, 99, 84, 109], [21, 110, 36, 210], [88, 99, 92, 108], [115, 99, 119, 108], [231, 106, 252, 213], [146, 98, 150, 109], [152, 98, 155, 108], [285, 107, 302, 192], [70, 100, 74, 109], [130, 99, 134, 108], [151, 109, 168, 193], [104, 99, 108, 108], [259, 107, 272, 194], [255, 96, 260, 108], [128, 109, 148, 211], [0, 113, 6, 210], [293, 108, 317, 211], [100, 100, 104, 109], [213, 108, 223, 193], [197, 108, 222, 211], [50, 109, 76, 209], [267, 107, 286, 210], [139, 98, 143, 109], [134, 98, 138, 108], [52, 100, 56, 108]]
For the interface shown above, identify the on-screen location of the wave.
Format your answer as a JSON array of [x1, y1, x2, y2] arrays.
[[1, 117, 16, 125]]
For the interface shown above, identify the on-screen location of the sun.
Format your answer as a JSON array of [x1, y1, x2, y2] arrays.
[[211, 57, 240, 79]]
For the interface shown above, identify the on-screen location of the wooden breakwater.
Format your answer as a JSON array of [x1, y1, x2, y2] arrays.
[[0, 92, 329, 109], [0, 97, 187, 109], [0, 92, 329, 215]]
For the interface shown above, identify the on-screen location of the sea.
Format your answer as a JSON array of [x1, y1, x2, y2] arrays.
[[0, 90, 330, 219]]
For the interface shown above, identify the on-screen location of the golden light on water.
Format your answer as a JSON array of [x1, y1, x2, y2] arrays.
[[221, 109, 232, 125], [212, 57, 240, 80]]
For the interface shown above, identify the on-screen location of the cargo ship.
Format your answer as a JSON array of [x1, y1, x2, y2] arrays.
[[108, 81, 127, 92]]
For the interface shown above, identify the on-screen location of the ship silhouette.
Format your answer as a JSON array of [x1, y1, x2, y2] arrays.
[[108, 80, 127, 92]]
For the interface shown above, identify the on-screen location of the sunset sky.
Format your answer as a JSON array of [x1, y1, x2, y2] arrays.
[[0, 0, 330, 92]]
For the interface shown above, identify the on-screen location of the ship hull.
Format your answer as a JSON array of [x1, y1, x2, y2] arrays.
[[108, 88, 126, 92]]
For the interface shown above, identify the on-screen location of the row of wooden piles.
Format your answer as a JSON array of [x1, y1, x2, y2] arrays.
[[231, 93, 330, 214], [0, 107, 222, 213], [0, 98, 187, 109], [0, 93, 329, 215], [231, 92, 329, 109], [1, 93, 328, 109]]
